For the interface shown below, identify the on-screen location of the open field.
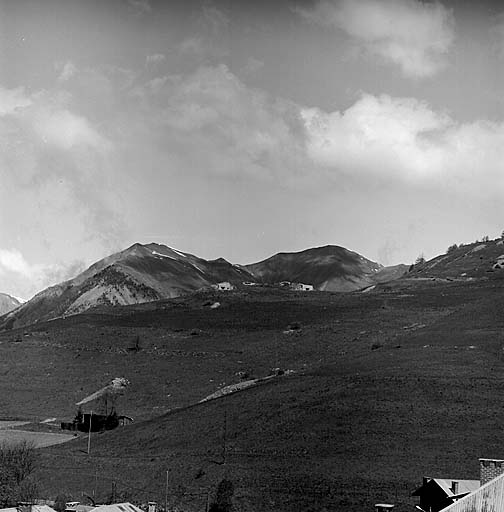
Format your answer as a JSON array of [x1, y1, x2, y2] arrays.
[[2, 278, 504, 510], [0, 429, 76, 448]]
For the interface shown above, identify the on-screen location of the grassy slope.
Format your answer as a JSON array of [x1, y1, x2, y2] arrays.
[[2, 279, 504, 510]]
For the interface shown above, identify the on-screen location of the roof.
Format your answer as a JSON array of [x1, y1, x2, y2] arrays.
[[434, 479, 480, 496], [90, 504, 143, 512], [65, 505, 94, 512], [412, 478, 480, 497], [439, 471, 504, 511], [0, 507, 57, 512]]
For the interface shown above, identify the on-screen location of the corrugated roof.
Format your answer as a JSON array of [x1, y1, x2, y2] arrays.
[[90, 503, 143, 512], [439, 471, 504, 511]]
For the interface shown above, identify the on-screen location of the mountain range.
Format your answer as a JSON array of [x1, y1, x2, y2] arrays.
[[0, 242, 408, 330], [0, 293, 22, 316]]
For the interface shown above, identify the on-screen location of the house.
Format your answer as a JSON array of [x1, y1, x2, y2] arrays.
[[291, 282, 314, 292], [89, 504, 144, 512], [412, 477, 480, 512], [413, 458, 504, 512], [212, 281, 234, 291], [438, 459, 504, 512], [65, 503, 94, 512]]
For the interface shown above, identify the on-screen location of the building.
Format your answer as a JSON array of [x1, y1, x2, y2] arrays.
[[291, 283, 314, 291], [88, 504, 144, 512], [412, 478, 480, 512], [438, 459, 504, 512], [65, 503, 94, 512], [413, 458, 504, 512], [212, 281, 234, 291]]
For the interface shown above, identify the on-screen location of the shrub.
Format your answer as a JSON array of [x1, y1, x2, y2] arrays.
[[0, 441, 38, 506], [446, 244, 458, 254]]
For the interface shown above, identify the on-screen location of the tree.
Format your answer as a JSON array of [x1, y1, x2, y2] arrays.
[[415, 254, 426, 265], [0, 441, 38, 506], [446, 244, 458, 254], [209, 479, 235, 512], [54, 494, 70, 512], [482, 235, 490, 242]]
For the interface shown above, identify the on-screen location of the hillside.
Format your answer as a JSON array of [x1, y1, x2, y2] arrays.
[[0, 293, 21, 315], [0, 243, 255, 330], [245, 245, 407, 291], [0, 243, 408, 330], [1, 276, 504, 511], [408, 238, 504, 280]]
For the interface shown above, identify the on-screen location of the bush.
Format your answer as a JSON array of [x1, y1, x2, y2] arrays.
[[0, 441, 38, 506], [446, 244, 458, 254]]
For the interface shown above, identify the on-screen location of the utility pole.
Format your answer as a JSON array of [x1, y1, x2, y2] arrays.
[[93, 466, 98, 500], [222, 410, 227, 465], [164, 469, 170, 512], [87, 410, 93, 455], [205, 489, 210, 512]]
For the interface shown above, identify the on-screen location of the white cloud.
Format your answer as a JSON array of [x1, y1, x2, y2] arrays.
[[57, 60, 78, 81], [302, 93, 504, 189], [0, 248, 85, 299], [136, 64, 306, 179], [0, 87, 32, 115], [30, 106, 110, 151], [491, 15, 504, 58], [0, 249, 40, 278], [201, 3, 230, 35], [240, 57, 264, 75], [296, 0, 455, 78], [146, 53, 165, 65], [127, 0, 151, 15]]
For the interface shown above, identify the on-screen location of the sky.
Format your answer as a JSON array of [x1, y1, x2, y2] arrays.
[[1, 0, 504, 299]]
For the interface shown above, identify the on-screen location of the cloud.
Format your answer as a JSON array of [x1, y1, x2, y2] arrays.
[[57, 60, 78, 81], [127, 0, 151, 15], [130, 64, 307, 179], [177, 3, 230, 61], [0, 248, 85, 298], [146, 53, 165, 65], [295, 0, 455, 78], [0, 87, 32, 115], [30, 105, 110, 151], [240, 57, 264, 75], [0, 249, 40, 278], [201, 2, 230, 35], [0, 80, 125, 298], [491, 14, 504, 58], [302, 92, 504, 190]]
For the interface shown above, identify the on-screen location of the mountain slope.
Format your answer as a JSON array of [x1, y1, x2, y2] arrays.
[[245, 245, 406, 292], [0, 293, 21, 315], [408, 238, 504, 280], [0, 243, 255, 330], [1, 243, 408, 330]]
